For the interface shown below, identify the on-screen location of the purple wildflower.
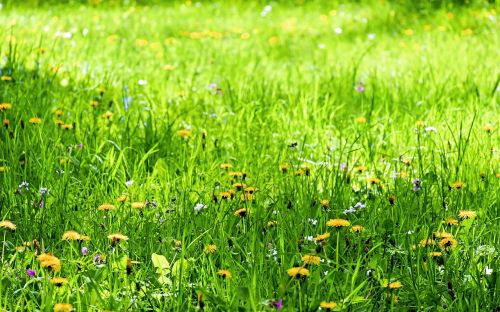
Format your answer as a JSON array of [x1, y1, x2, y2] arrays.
[[82, 247, 88, 256], [413, 178, 421, 191], [93, 253, 102, 264], [356, 83, 365, 92], [26, 269, 36, 277], [270, 299, 283, 310]]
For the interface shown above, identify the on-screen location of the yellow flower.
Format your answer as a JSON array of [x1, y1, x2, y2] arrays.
[[62, 231, 81, 241], [1, 76, 12, 81], [445, 218, 458, 226], [162, 64, 176, 71], [217, 269, 232, 279], [0, 103, 12, 111], [429, 251, 442, 257], [433, 231, 453, 239], [319, 301, 337, 310], [383, 281, 402, 289], [287, 267, 310, 278], [98, 203, 116, 211], [314, 232, 330, 242], [234, 208, 248, 217], [61, 124, 73, 130], [50, 277, 68, 287], [367, 177, 380, 184], [240, 193, 255, 201], [449, 181, 465, 189], [53, 303, 73, 312], [29, 117, 42, 124], [0, 220, 16, 231], [90, 100, 99, 107], [0, 166, 7, 173], [229, 171, 246, 179], [55, 120, 64, 126], [350, 225, 364, 233], [326, 219, 350, 228], [484, 123, 494, 133], [458, 210, 476, 219], [131, 202, 146, 209], [302, 255, 321, 265], [2, 119, 9, 127], [388, 194, 396, 205], [295, 169, 305, 176], [415, 120, 425, 127], [352, 165, 367, 173], [233, 182, 246, 190], [439, 237, 458, 250], [101, 111, 113, 119], [220, 163, 233, 169], [108, 233, 129, 243], [279, 163, 290, 173], [267, 220, 278, 227], [320, 199, 329, 208], [419, 239, 435, 248], [39, 254, 61, 272], [177, 129, 191, 137], [54, 110, 63, 116], [117, 194, 128, 202], [355, 116, 366, 123], [244, 186, 257, 194], [204, 244, 217, 254]]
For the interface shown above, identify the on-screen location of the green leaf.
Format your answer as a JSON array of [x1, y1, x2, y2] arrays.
[[172, 258, 189, 278], [151, 253, 171, 275]]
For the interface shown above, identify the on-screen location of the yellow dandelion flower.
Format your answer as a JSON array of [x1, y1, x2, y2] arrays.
[[287, 267, 310, 278], [54, 110, 63, 116], [98, 203, 116, 211], [162, 64, 175, 71], [429, 251, 442, 257], [314, 232, 330, 242], [204, 244, 217, 254], [445, 218, 458, 226], [55, 120, 64, 126], [352, 165, 367, 173], [40, 258, 61, 272], [458, 210, 476, 219], [355, 116, 367, 124], [78, 235, 91, 241], [319, 301, 337, 310], [53, 303, 73, 312], [2, 119, 9, 127], [240, 193, 255, 201], [326, 219, 350, 228], [102, 111, 113, 119], [419, 239, 435, 247], [50, 277, 68, 287], [90, 100, 99, 107], [233, 182, 246, 190], [177, 129, 191, 137], [220, 163, 233, 169], [131, 202, 146, 209], [217, 269, 232, 279], [117, 194, 128, 202], [0, 220, 16, 231], [108, 233, 129, 243], [279, 163, 290, 173], [295, 169, 305, 176], [351, 225, 364, 233], [229, 171, 246, 179], [0, 166, 7, 173], [449, 181, 465, 189], [415, 120, 425, 127], [267, 220, 278, 227], [320, 199, 329, 208], [0, 103, 12, 111], [439, 237, 458, 250], [367, 177, 381, 184], [29, 117, 42, 124], [62, 230, 81, 241], [433, 231, 454, 239], [61, 124, 73, 130], [383, 281, 402, 289], [234, 208, 248, 217], [302, 255, 321, 265], [1, 76, 12, 81], [484, 123, 494, 133], [244, 186, 257, 194]]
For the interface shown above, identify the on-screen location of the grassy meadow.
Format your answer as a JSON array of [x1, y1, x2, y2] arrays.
[[0, 0, 499, 311]]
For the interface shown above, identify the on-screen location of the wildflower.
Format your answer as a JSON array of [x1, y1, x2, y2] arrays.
[[1, 76, 12, 81], [55, 120, 64, 126], [415, 120, 425, 127], [101, 111, 113, 119], [269, 299, 283, 310], [352, 165, 367, 173], [62, 231, 81, 241], [383, 281, 402, 289], [449, 181, 465, 189], [445, 218, 458, 226], [0, 103, 12, 111], [268, 220, 278, 227], [131, 202, 146, 209], [240, 193, 255, 201], [220, 191, 232, 200], [244, 186, 257, 194], [484, 123, 494, 133], [93, 253, 103, 264], [355, 116, 366, 124], [302, 255, 321, 265], [204, 244, 217, 254], [107, 233, 129, 243], [40, 256, 61, 272], [439, 237, 458, 250], [234, 208, 248, 217], [314, 232, 330, 242], [229, 171, 246, 179], [319, 301, 337, 311], [419, 239, 435, 247], [90, 100, 99, 107], [220, 163, 233, 169], [117, 194, 128, 202], [287, 267, 310, 278], [29, 117, 42, 124], [388, 194, 395, 205], [174, 240, 182, 252], [485, 266, 493, 276], [81, 247, 88, 256], [177, 129, 191, 137], [295, 169, 305, 176], [53, 303, 73, 312], [429, 251, 442, 257], [320, 199, 329, 208], [61, 124, 73, 130], [194, 203, 207, 212], [0, 220, 16, 231], [367, 177, 380, 185], [326, 219, 350, 228], [98, 203, 116, 211], [233, 182, 246, 190], [217, 269, 232, 279], [2, 119, 8, 128], [50, 277, 68, 287], [351, 225, 364, 233], [40, 188, 49, 196], [412, 178, 421, 191], [433, 231, 454, 239], [356, 83, 365, 92], [458, 210, 476, 219], [26, 269, 36, 277], [279, 163, 290, 173]]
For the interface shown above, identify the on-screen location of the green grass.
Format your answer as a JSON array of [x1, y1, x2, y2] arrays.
[[0, 1, 498, 311]]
